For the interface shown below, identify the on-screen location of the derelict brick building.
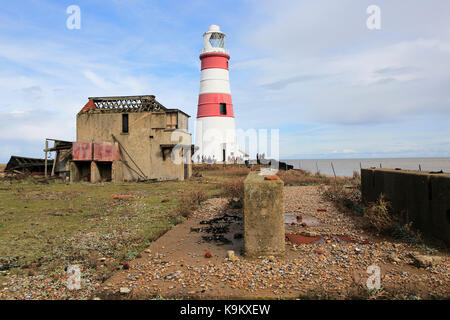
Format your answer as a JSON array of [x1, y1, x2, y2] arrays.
[[70, 95, 192, 182]]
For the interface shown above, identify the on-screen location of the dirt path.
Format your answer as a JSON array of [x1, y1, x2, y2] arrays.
[[97, 186, 449, 299]]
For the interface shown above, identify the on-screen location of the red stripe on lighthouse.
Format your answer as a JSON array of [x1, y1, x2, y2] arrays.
[[197, 93, 234, 118], [200, 52, 230, 70]]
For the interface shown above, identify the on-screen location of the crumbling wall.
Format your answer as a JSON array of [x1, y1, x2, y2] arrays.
[[76, 111, 191, 181], [361, 168, 450, 245]]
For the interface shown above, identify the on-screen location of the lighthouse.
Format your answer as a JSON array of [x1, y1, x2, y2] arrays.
[[194, 25, 239, 163]]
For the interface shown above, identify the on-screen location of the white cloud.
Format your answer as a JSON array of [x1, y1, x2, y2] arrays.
[[1, 0, 450, 161], [227, 0, 450, 158]]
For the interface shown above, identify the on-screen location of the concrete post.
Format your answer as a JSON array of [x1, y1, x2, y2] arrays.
[[90, 161, 101, 183], [70, 161, 80, 183], [112, 161, 124, 183], [243, 171, 285, 257]]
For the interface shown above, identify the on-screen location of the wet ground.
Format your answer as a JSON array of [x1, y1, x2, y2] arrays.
[[96, 186, 450, 300]]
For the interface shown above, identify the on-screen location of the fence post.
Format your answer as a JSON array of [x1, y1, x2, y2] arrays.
[[331, 162, 337, 183]]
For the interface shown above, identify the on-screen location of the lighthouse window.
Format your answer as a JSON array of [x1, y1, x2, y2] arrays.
[[220, 103, 227, 115], [122, 114, 129, 133], [209, 32, 225, 48]]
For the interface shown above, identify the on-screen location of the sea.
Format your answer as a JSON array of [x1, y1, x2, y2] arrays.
[[282, 158, 450, 177]]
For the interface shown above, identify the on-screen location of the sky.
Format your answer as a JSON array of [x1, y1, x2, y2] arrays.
[[0, 0, 450, 162]]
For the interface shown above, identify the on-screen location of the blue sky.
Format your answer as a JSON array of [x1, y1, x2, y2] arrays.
[[1, 0, 450, 162]]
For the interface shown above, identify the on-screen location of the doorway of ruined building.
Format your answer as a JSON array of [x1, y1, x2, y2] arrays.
[[74, 161, 91, 182], [97, 162, 112, 182]]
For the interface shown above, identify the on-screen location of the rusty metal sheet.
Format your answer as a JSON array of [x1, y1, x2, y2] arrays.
[[73, 142, 92, 161], [5, 156, 52, 172], [93, 142, 114, 162]]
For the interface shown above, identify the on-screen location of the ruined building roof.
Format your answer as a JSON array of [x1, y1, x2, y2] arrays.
[[79, 95, 190, 117]]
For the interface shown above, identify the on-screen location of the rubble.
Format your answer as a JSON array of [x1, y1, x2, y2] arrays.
[[226, 250, 239, 262]]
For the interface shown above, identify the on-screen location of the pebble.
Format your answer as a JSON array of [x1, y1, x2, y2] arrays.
[[2, 187, 448, 300], [119, 287, 131, 294]]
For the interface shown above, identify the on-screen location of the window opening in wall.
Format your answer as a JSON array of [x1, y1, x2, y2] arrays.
[[220, 103, 227, 115], [122, 114, 129, 133]]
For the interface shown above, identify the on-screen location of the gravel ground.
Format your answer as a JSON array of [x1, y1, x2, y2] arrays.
[[96, 186, 450, 300], [1, 185, 448, 300]]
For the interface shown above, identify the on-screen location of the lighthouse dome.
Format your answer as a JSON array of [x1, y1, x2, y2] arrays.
[[208, 24, 221, 32]]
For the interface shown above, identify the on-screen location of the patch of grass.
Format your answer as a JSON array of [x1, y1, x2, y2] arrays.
[[364, 195, 397, 233], [0, 179, 220, 285], [176, 189, 209, 217], [220, 178, 244, 200], [363, 195, 424, 243], [417, 243, 437, 255], [193, 164, 250, 178], [321, 181, 363, 215], [220, 177, 245, 208], [277, 169, 355, 186], [390, 222, 422, 244]]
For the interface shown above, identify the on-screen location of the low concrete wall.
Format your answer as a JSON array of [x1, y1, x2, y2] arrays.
[[243, 171, 285, 257], [361, 168, 450, 245]]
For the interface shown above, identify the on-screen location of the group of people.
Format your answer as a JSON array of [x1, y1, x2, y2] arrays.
[[197, 155, 245, 164]]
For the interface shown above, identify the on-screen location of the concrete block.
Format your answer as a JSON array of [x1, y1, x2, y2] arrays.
[[361, 169, 375, 203], [373, 169, 385, 202], [243, 171, 285, 257], [407, 173, 430, 229], [429, 174, 450, 244], [70, 161, 80, 183], [112, 161, 124, 183], [361, 169, 450, 245], [90, 161, 101, 183], [383, 170, 410, 220]]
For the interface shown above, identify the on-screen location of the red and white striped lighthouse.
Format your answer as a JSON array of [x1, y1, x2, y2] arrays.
[[194, 25, 238, 163]]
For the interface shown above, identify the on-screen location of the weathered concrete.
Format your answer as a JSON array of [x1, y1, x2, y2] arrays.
[[112, 161, 124, 183], [243, 171, 285, 257], [361, 168, 450, 245], [70, 161, 91, 182], [70, 161, 80, 183], [77, 109, 192, 182], [90, 161, 101, 183]]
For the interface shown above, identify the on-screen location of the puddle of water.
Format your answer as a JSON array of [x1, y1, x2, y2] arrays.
[[286, 233, 324, 244], [286, 233, 360, 245]]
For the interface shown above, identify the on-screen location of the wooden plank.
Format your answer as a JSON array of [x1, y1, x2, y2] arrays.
[[44, 140, 48, 177]]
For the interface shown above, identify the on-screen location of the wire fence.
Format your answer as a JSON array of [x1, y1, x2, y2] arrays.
[[284, 159, 450, 177]]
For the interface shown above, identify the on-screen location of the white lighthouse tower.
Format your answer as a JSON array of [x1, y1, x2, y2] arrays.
[[194, 25, 239, 163]]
